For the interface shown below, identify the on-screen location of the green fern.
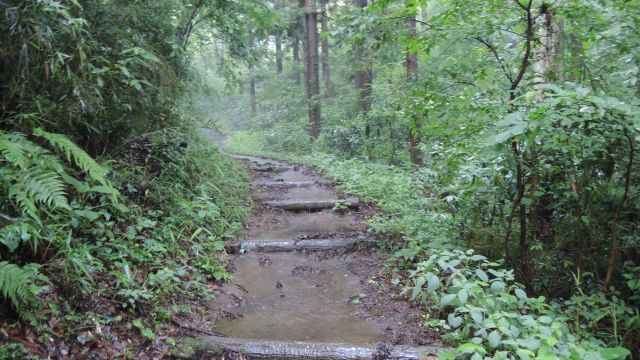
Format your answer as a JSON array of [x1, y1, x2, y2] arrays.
[[0, 133, 31, 168], [33, 128, 108, 185], [2, 159, 70, 221], [0, 261, 46, 322]]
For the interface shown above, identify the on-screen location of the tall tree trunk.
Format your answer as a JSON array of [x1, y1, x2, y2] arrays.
[[248, 28, 257, 116], [292, 37, 301, 84], [299, 0, 308, 86], [320, 0, 332, 98], [533, 2, 563, 86], [305, 0, 321, 138], [405, 6, 421, 166], [275, 34, 283, 75], [250, 75, 257, 115], [353, 0, 372, 114]]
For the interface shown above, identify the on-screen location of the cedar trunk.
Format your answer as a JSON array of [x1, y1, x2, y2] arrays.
[[275, 34, 283, 74], [248, 28, 257, 116], [321, 0, 332, 98], [305, 0, 321, 138], [293, 37, 301, 84], [353, 0, 372, 114], [405, 8, 421, 165]]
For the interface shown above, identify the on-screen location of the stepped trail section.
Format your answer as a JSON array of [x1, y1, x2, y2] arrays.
[[182, 155, 447, 359]]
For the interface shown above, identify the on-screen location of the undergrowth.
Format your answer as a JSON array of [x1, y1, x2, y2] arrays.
[[0, 128, 250, 357]]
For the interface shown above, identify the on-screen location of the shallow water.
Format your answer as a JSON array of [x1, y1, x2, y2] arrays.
[[214, 252, 385, 344], [242, 211, 359, 241]]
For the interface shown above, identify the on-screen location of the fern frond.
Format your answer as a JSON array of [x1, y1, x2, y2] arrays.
[[0, 261, 45, 322], [33, 128, 108, 185], [0, 133, 29, 168], [7, 190, 39, 222], [6, 166, 70, 220], [23, 168, 70, 209]]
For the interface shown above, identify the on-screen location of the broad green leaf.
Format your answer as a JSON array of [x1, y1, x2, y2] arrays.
[[441, 293, 457, 306], [475, 269, 489, 282], [488, 330, 501, 348], [514, 288, 527, 300], [599, 347, 631, 360]]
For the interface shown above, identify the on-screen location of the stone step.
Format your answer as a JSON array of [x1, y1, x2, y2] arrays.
[[227, 237, 371, 253], [256, 180, 335, 188], [191, 336, 444, 360], [262, 198, 360, 211]]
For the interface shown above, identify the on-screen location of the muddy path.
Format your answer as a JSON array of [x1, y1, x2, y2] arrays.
[[185, 155, 447, 359]]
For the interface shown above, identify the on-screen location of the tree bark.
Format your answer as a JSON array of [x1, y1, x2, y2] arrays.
[[533, 2, 563, 86], [249, 76, 257, 115], [353, 0, 372, 114], [248, 28, 257, 116], [405, 5, 421, 166], [321, 0, 332, 98], [293, 37, 301, 84], [275, 34, 283, 75], [305, 0, 321, 139]]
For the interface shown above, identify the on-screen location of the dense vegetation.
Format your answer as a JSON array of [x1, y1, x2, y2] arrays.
[[1, 0, 638, 359], [0, 1, 257, 358], [211, 0, 639, 358]]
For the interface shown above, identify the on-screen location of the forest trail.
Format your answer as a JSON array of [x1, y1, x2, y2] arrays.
[[192, 154, 446, 359]]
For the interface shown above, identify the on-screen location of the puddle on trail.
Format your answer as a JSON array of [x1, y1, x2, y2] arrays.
[[214, 252, 385, 344], [242, 210, 360, 240]]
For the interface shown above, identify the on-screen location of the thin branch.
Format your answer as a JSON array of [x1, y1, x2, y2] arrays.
[[512, 0, 528, 11], [474, 36, 514, 82], [509, 0, 534, 101]]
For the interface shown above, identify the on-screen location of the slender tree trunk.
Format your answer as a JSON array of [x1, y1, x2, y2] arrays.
[[305, 0, 321, 138], [353, 0, 372, 114], [248, 28, 257, 116], [293, 37, 301, 84], [320, 0, 332, 98], [405, 6, 421, 166], [275, 34, 283, 75], [299, 0, 308, 87], [250, 76, 257, 115]]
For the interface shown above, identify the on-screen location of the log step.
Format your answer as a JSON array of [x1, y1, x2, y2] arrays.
[[252, 165, 290, 172], [192, 336, 445, 359], [256, 179, 335, 188], [256, 181, 315, 188], [262, 198, 360, 211], [227, 237, 371, 253]]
